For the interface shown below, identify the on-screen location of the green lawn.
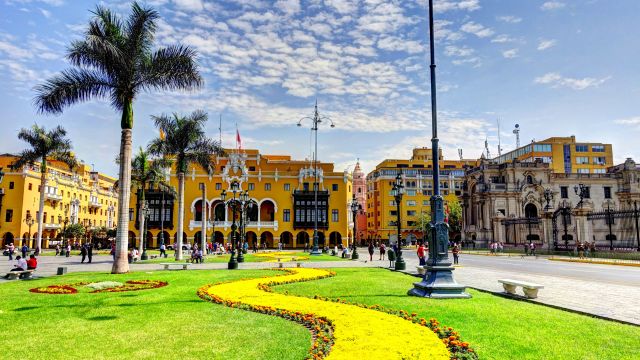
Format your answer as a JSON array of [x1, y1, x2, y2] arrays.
[[0, 270, 309, 360], [275, 268, 640, 360]]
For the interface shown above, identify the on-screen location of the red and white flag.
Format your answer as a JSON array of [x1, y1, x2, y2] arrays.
[[236, 129, 242, 150]]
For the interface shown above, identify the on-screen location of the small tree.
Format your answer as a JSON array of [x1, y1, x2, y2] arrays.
[[445, 195, 463, 235], [63, 223, 86, 242]]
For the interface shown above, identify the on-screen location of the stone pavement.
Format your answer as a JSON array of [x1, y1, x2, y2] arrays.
[[352, 249, 640, 326]]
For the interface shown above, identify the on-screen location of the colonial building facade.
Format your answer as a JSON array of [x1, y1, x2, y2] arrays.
[[0, 154, 118, 247], [462, 158, 640, 249], [352, 161, 367, 245], [127, 149, 353, 249], [365, 148, 478, 244]]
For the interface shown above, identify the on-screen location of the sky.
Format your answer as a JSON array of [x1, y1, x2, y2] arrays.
[[1, 0, 639, 177]]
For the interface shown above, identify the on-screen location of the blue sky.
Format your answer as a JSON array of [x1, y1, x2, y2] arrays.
[[1, 0, 639, 176]]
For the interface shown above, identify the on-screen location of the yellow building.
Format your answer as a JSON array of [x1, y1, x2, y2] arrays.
[[365, 148, 477, 243], [0, 154, 118, 247], [492, 136, 613, 174], [127, 149, 353, 249]]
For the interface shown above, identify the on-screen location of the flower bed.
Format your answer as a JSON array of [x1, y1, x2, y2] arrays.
[[30, 280, 168, 295], [199, 268, 453, 359]]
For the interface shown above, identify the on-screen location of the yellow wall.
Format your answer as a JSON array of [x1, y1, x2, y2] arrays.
[[0, 155, 118, 247], [127, 149, 353, 249]]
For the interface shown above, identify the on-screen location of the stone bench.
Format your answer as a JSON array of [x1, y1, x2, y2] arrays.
[[160, 263, 192, 270], [5, 270, 34, 280], [416, 265, 426, 275], [277, 262, 302, 268], [498, 279, 544, 299]]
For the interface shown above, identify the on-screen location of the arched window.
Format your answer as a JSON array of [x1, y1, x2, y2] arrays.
[[524, 203, 538, 218], [526, 175, 533, 184]]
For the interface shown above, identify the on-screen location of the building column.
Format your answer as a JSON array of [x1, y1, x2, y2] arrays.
[[574, 208, 592, 245]]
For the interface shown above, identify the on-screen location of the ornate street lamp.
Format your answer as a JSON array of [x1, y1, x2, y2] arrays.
[[297, 101, 335, 255], [140, 200, 150, 260], [409, 0, 470, 298], [574, 184, 588, 208], [392, 173, 405, 270], [25, 213, 35, 247], [221, 181, 243, 269], [349, 195, 361, 260], [237, 190, 253, 263], [543, 188, 554, 211]]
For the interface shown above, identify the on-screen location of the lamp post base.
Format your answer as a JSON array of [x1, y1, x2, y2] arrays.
[[228, 252, 238, 269], [310, 249, 322, 256], [237, 249, 245, 263], [394, 257, 406, 270], [351, 247, 359, 260], [141, 250, 148, 261], [408, 264, 471, 299]]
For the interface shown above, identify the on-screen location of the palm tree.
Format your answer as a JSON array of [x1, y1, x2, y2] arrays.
[[34, 2, 202, 273], [148, 111, 224, 260], [12, 125, 77, 252], [130, 147, 174, 258]]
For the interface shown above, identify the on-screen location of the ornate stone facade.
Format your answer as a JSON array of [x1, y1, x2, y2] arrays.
[[462, 158, 640, 250]]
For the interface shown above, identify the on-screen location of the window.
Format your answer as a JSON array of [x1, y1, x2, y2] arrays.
[[407, 210, 416, 216], [390, 210, 397, 216], [264, 183, 271, 191], [215, 183, 222, 190], [129, 208, 134, 221], [533, 144, 552, 152], [576, 157, 589, 164], [28, 183, 32, 191], [332, 184, 338, 191], [283, 209, 291, 222], [9, 182, 14, 189], [575, 144, 588, 152], [423, 200, 429, 206], [331, 209, 339, 222], [592, 145, 605, 152], [583, 187, 591, 199], [406, 200, 416, 206], [406, 190, 416, 196], [593, 157, 606, 165], [5, 209, 13, 222], [284, 183, 290, 191], [560, 186, 568, 199], [249, 166, 255, 171], [389, 200, 396, 206], [303, 183, 309, 191], [604, 187, 612, 199], [593, 169, 606, 174], [577, 168, 590, 174], [248, 183, 255, 191]]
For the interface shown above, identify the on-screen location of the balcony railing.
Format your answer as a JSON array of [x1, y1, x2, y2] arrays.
[[89, 200, 102, 208], [188, 220, 279, 231], [44, 192, 63, 201], [43, 223, 61, 230]]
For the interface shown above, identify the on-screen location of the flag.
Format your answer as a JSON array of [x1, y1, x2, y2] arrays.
[[236, 129, 242, 150]]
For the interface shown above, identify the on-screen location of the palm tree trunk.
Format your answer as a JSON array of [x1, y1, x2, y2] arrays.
[[112, 125, 133, 274], [176, 172, 185, 260], [36, 158, 46, 252], [138, 188, 145, 256]]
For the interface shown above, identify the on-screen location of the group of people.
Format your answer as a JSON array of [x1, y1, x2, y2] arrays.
[[54, 243, 72, 257], [4, 253, 37, 278], [576, 241, 597, 259], [488, 241, 505, 254], [523, 242, 538, 256], [4, 243, 41, 260]]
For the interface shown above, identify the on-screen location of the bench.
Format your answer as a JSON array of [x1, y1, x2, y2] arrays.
[[5, 270, 34, 280], [416, 265, 426, 275], [277, 261, 303, 268], [498, 279, 544, 299], [160, 263, 192, 270]]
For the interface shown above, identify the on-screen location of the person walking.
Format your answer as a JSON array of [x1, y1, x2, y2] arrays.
[[87, 244, 93, 264], [524, 242, 529, 256], [417, 242, 426, 266], [452, 244, 460, 265], [65, 243, 71, 257], [379, 242, 386, 261], [21, 244, 28, 258], [159, 243, 166, 258], [8, 243, 14, 260], [80, 244, 87, 263], [368, 242, 374, 261], [529, 242, 536, 256], [55, 244, 60, 256]]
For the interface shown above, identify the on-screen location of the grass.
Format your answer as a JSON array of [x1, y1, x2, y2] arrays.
[[275, 268, 640, 360], [0, 269, 310, 360]]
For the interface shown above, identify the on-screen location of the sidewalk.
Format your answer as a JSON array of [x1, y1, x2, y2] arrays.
[[463, 250, 640, 266]]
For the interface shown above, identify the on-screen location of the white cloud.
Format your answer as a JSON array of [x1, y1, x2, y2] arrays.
[[497, 15, 522, 23], [537, 39, 557, 50], [325, 0, 358, 14], [614, 117, 640, 126], [460, 21, 494, 38], [491, 34, 516, 43], [433, 0, 481, 12], [275, 0, 300, 16], [444, 45, 474, 57], [534, 72, 611, 90], [541, 1, 566, 11], [502, 49, 518, 58], [173, 0, 204, 11]]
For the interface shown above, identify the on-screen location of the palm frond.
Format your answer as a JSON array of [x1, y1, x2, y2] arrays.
[[125, 2, 159, 60], [34, 69, 112, 113], [10, 149, 40, 170], [140, 45, 203, 91]]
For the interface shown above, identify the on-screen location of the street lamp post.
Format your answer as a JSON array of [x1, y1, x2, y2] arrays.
[[221, 181, 244, 269], [574, 184, 588, 208], [199, 183, 207, 257], [409, 0, 470, 298], [237, 191, 253, 263], [392, 173, 405, 270], [25, 213, 35, 248], [350, 195, 360, 260], [159, 190, 165, 248], [140, 200, 149, 260], [297, 101, 335, 256]]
